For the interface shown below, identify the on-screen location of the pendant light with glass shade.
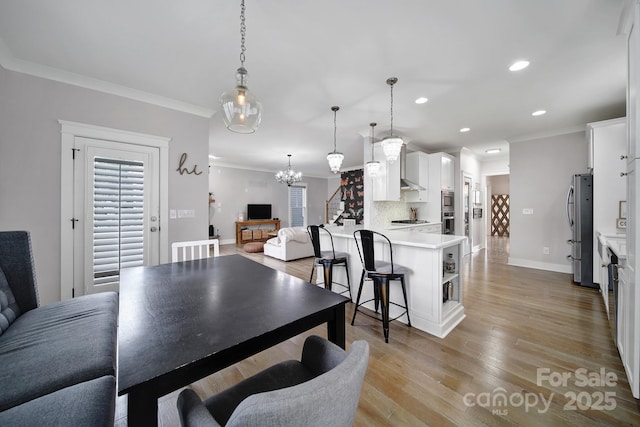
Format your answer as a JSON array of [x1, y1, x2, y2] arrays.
[[365, 122, 381, 177], [381, 77, 404, 162], [219, 0, 262, 134], [327, 106, 344, 174], [275, 154, 303, 186]]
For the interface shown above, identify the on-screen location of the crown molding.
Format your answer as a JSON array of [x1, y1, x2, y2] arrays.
[[0, 38, 215, 118], [507, 125, 586, 144]]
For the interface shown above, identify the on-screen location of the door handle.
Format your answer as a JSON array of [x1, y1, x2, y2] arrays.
[[150, 226, 158, 232], [566, 185, 574, 228]]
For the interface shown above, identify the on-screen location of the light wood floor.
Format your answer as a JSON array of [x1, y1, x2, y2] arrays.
[[117, 237, 640, 426]]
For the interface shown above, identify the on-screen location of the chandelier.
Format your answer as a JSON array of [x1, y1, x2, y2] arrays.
[[365, 122, 381, 177], [327, 106, 344, 174], [275, 154, 303, 186], [381, 77, 404, 162], [219, 0, 263, 134]]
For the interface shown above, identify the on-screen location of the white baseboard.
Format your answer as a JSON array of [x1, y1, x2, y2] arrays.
[[507, 257, 572, 274]]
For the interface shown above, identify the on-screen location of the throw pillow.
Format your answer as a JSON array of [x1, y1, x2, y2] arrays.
[[0, 265, 20, 335]]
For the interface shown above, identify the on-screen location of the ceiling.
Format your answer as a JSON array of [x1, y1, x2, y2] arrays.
[[0, 0, 629, 177]]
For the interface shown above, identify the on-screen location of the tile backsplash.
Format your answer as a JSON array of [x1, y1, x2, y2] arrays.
[[370, 197, 426, 229]]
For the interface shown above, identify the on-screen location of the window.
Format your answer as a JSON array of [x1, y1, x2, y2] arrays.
[[289, 184, 307, 227]]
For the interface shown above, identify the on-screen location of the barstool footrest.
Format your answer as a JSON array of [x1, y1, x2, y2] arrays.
[[352, 304, 410, 324]]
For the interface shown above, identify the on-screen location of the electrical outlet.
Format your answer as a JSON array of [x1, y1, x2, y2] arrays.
[[523, 208, 534, 215], [543, 247, 550, 255]]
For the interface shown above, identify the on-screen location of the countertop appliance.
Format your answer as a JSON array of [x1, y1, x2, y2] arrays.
[[442, 190, 454, 235], [391, 219, 430, 224], [566, 173, 595, 288]]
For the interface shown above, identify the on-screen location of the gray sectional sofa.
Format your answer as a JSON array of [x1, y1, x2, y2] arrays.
[[0, 231, 118, 426]]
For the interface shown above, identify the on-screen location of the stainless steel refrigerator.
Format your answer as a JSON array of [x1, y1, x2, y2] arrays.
[[566, 173, 595, 288]]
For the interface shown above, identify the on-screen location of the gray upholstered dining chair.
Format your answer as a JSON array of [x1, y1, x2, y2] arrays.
[[176, 335, 369, 427]]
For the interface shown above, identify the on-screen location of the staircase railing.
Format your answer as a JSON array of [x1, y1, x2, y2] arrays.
[[325, 185, 342, 224]]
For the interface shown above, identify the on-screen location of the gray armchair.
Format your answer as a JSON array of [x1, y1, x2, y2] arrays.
[[177, 335, 369, 427]]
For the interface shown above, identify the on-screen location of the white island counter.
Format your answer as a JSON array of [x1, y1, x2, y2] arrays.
[[319, 225, 466, 338]]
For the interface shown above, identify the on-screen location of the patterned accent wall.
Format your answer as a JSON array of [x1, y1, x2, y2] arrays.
[[341, 169, 364, 224]]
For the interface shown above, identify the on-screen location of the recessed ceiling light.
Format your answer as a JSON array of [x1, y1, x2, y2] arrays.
[[509, 60, 530, 71], [485, 148, 501, 154], [415, 97, 428, 104], [531, 110, 547, 116], [460, 127, 471, 133]]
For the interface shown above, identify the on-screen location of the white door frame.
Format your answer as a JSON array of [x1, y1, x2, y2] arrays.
[[60, 120, 170, 300]]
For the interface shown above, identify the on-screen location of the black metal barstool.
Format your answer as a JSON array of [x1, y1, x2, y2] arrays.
[[307, 225, 352, 299], [352, 229, 411, 343]]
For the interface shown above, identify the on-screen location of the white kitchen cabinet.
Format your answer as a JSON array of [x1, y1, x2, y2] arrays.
[[405, 151, 429, 202], [588, 118, 626, 285], [441, 154, 454, 190], [618, 260, 636, 397], [623, 158, 639, 398], [428, 152, 455, 192], [425, 153, 456, 222], [372, 143, 401, 201], [622, 0, 640, 399]]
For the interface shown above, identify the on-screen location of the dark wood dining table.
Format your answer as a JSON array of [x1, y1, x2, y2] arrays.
[[117, 254, 349, 426]]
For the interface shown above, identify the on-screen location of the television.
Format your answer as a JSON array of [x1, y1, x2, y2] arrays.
[[247, 204, 272, 220]]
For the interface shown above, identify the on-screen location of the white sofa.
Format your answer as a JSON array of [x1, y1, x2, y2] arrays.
[[263, 227, 314, 261]]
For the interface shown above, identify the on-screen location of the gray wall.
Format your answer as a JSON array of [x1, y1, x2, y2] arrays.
[[208, 165, 328, 243], [509, 131, 588, 272], [0, 66, 209, 304]]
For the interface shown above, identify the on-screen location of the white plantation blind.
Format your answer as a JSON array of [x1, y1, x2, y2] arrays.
[[93, 158, 145, 286], [290, 185, 306, 227]]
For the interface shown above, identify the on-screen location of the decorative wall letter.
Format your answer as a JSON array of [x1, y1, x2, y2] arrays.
[[177, 152, 203, 175]]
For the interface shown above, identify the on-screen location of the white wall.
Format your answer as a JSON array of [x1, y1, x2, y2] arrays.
[[0, 66, 209, 304], [208, 164, 328, 244], [488, 175, 510, 195], [509, 131, 588, 272]]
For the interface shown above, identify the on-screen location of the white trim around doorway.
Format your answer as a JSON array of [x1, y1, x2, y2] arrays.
[[59, 120, 171, 300]]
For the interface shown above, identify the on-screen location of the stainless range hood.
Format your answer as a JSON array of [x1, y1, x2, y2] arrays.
[[400, 145, 425, 191]]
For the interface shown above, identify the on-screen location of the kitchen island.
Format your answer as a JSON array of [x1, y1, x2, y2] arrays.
[[319, 225, 466, 338]]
